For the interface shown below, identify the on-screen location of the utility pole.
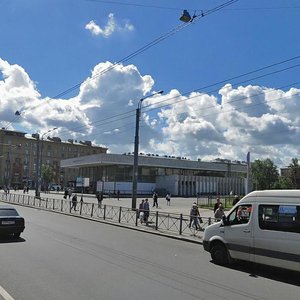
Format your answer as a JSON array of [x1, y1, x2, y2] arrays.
[[32, 133, 41, 198], [5, 151, 10, 188], [131, 90, 163, 209], [39, 127, 57, 192]]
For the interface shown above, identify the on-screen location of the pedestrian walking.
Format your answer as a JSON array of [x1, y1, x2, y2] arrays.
[[138, 199, 145, 224], [189, 202, 201, 230], [166, 193, 171, 206], [153, 192, 158, 208], [214, 203, 225, 221], [96, 191, 103, 208], [213, 198, 221, 213], [71, 194, 78, 211], [143, 198, 150, 225], [64, 189, 68, 199], [117, 190, 120, 200], [68, 188, 72, 199]]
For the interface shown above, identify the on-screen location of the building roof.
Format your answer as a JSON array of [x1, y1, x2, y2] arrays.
[[61, 153, 247, 173]]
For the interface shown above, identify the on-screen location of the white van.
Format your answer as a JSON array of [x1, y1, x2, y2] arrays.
[[203, 190, 300, 272]]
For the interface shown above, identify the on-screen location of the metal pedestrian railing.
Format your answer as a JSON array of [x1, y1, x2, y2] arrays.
[[0, 193, 217, 240]]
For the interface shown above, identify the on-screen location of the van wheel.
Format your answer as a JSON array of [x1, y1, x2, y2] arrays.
[[210, 244, 229, 266]]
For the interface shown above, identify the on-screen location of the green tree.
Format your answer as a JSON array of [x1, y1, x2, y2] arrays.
[[41, 165, 53, 190], [251, 159, 279, 190], [273, 176, 292, 189], [288, 158, 300, 188]]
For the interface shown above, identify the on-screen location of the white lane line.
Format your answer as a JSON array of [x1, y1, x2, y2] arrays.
[[0, 285, 14, 300]]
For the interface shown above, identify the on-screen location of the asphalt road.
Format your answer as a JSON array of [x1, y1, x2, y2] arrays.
[[0, 205, 299, 300]]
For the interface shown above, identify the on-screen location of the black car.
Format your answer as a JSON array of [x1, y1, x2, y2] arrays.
[[0, 205, 25, 238]]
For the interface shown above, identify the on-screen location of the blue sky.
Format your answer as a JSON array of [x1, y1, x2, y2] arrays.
[[1, 0, 300, 167]]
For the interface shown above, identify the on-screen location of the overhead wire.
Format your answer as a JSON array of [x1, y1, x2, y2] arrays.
[[137, 83, 300, 152], [86, 0, 300, 12], [8, 0, 238, 129], [56, 55, 300, 140], [144, 62, 300, 114], [143, 55, 300, 110], [63, 78, 300, 142], [86, 0, 184, 11], [185, 81, 300, 122], [85, 84, 300, 149]]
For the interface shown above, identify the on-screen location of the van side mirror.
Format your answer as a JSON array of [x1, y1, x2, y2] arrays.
[[222, 215, 229, 226]]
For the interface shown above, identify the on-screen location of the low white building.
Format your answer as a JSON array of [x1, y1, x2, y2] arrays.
[[61, 153, 248, 196]]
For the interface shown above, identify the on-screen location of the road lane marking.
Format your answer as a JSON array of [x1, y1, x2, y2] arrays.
[[0, 285, 14, 300]]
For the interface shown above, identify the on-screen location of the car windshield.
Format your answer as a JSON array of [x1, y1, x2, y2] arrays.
[[0, 209, 19, 217]]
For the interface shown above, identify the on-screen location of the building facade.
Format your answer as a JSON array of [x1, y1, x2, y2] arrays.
[[61, 153, 248, 196], [0, 129, 107, 189]]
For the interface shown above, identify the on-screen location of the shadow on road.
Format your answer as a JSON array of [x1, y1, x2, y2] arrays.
[[211, 261, 300, 287], [0, 235, 26, 244]]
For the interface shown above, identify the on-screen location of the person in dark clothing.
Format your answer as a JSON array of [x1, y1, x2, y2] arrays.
[[166, 193, 171, 206], [189, 203, 201, 230], [96, 192, 103, 208], [117, 190, 120, 201], [153, 192, 158, 208], [214, 198, 221, 213], [214, 203, 225, 221], [143, 199, 150, 225], [71, 194, 78, 211], [138, 199, 145, 224]]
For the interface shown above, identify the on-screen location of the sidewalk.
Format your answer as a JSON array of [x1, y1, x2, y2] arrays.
[[4, 190, 221, 243], [43, 191, 217, 218]]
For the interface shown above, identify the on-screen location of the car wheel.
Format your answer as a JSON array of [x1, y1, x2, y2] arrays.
[[14, 232, 21, 238], [210, 243, 229, 266]]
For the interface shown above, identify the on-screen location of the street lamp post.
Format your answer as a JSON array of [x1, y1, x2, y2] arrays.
[[32, 133, 40, 198], [131, 90, 163, 209], [33, 127, 57, 198], [5, 150, 12, 189], [40, 128, 57, 192]]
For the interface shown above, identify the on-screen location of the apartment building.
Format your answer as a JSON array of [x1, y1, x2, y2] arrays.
[[0, 129, 107, 189]]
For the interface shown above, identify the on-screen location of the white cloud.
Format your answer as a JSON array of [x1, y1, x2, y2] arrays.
[[1, 57, 300, 167], [85, 13, 134, 38]]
